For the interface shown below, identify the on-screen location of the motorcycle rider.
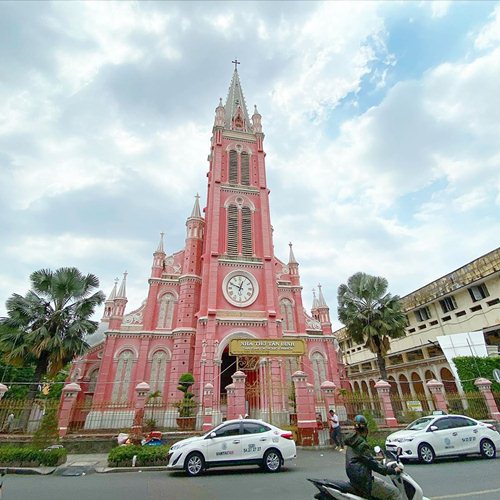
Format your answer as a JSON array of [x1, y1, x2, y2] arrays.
[[344, 415, 402, 500]]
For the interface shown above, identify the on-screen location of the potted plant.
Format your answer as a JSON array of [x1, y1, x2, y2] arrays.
[[174, 373, 196, 430]]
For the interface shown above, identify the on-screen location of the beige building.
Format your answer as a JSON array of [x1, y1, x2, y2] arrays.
[[337, 247, 500, 399]]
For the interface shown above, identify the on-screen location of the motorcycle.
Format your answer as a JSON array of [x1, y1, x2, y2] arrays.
[[308, 446, 429, 500]]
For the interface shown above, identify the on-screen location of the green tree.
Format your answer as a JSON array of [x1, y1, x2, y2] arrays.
[[337, 272, 406, 381], [0, 267, 105, 400]]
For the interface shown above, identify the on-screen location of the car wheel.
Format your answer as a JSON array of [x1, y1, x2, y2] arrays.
[[184, 452, 205, 477], [418, 443, 435, 464], [262, 449, 282, 473], [480, 439, 496, 459]]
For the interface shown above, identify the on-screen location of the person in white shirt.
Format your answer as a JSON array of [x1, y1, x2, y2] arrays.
[[328, 409, 344, 450]]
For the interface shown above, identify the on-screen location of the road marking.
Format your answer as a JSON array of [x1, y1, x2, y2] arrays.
[[432, 487, 500, 499]]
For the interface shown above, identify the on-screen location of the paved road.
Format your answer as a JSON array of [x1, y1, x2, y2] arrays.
[[3, 449, 500, 500]]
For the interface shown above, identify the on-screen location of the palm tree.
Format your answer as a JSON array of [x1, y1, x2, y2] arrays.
[[337, 272, 406, 381], [0, 267, 105, 400]]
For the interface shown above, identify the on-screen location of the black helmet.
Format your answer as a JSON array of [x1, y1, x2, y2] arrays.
[[354, 414, 368, 430]]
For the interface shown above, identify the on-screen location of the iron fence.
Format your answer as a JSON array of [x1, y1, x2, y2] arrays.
[[446, 391, 490, 420], [390, 393, 435, 423], [341, 392, 383, 423], [0, 398, 59, 434]]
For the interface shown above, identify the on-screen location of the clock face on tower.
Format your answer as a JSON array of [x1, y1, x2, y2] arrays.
[[222, 270, 259, 307]]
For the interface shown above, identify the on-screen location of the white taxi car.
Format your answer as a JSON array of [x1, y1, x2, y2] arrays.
[[386, 414, 500, 464], [167, 418, 297, 476]]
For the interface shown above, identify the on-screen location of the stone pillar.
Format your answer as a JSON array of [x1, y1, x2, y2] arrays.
[[0, 383, 8, 400], [426, 379, 448, 413], [475, 378, 500, 421], [232, 370, 247, 418], [131, 382, 150, 438], [375, 380, 398, 428], [202, 383, 214, 431], [225, 383, 236, 420], [321, 380, 337, 414], [292, 371, 318, 445], [58, 382, 81, 438]]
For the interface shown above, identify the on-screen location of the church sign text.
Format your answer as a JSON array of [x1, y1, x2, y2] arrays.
[[229, 339, 305, 356]]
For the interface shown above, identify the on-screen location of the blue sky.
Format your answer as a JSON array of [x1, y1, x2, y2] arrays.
[[0, 1, 499, 330]]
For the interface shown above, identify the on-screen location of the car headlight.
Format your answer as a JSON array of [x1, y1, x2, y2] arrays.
[[393, 437, 414, 443], [170, 442, 190, 451]]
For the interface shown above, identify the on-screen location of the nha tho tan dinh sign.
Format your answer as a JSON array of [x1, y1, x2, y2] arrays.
[[229, 338, 306, 356]]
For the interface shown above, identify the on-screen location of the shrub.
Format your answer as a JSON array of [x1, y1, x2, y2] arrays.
[[33, 409, 59, 449], [108, 445, 170, 467], [0, 446, 67, 466]]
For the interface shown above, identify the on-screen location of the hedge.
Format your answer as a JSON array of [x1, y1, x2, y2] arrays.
[[0, 446, 67, 467], [453, 356, 500, 392], [108, 445, 170, 467]]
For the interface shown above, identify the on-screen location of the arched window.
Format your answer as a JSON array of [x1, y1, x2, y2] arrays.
[[229, 150, 238, 184], [240, 152, 250, 186], [311, 352, 327, 397], [241, 206, 253, 258], [149, 350, 169, 394], [87, 369, 99, 393], [280, 299, 295, 331], [112, 350, 134, 403], [227, 204, 238, 256], [157, 293, 175, 329]]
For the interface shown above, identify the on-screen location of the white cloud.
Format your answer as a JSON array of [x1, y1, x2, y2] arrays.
[[475, 4, 500, 49]]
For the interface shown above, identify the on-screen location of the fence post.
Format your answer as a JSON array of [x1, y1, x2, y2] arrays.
[[0, 383, 7, 400], [232, 370, 247, 418], [225, 383, 236, 420], [131, 382, 150, 438], [426, 379, 448, 413], [202, 383, 214, 431], [58, 382, 81, 438], [321, 380, 337, 414], [374, 380, 398, 428], [292, 371, 318, 445], [474, 378, 500, 421]]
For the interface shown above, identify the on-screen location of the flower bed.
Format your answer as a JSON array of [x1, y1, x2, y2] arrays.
[[108, 445, 170, 467], [0, 446, 67, 467]]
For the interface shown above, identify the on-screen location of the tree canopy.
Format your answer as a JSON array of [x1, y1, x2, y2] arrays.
[[337, 272, 406, 381], [0, 267, 105, 398]]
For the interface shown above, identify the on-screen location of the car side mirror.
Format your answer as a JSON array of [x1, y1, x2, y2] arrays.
[[209, 432, 217, 439], [429, 425, 438, 432]]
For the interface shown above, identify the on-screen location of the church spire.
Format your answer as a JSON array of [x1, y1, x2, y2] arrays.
[[107, 278, 118, 302], [190, 193, 202, 218], [224, 61, 250, 131], [317, 283, 327, 307], [156, 232, 165, 253], [288, 242, 298, 265], [312, 288, 319, 309]]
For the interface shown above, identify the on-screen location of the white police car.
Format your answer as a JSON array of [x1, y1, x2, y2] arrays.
[[167, 418, 297, 476], [385, 414, 500, 464]]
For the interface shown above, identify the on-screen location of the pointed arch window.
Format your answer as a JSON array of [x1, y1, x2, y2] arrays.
[[311, 352, 327, 398], [240, 152, 250, 186], [149, 350, 169, 394], [227, 204, 238, 256], [229, 150, 238, 184], [112, 350, 134, 403], [87, 369, 99, 393], [280, 299, 295, 331], [157, 293, 175, 329]]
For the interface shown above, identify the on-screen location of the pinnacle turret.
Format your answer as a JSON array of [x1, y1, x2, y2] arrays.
[[156, 232, 165, 254], [116, 271, 128, 299], [312, 288, 319, 309], [190, 193, 202, 219], [317, 284, 327, 307], [107, 278, 118, 302]]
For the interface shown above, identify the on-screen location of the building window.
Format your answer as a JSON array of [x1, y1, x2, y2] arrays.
[[440, 295, 457, 313], [149, 351, 169, 394], [240, 152, 250, 186], [468, 283, 489, 302], [229, 150, 238, 184], [280, 299, 295, 331], [241, 206, 253, 257], [415, 306, 431, 322], [311, 352, 327, 397], [227, 204, 238, 256], [157, 293, 175, 329], [112, 350, 134, 403], [87, 369, 99, 393]]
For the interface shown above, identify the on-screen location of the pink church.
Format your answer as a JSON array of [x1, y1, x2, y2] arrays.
[[71, 67, 346, 430]]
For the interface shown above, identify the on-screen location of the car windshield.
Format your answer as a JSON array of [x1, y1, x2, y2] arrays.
[[406, 417, 434, 430]]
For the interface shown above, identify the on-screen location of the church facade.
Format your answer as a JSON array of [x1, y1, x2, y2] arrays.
[[71, 68, 345, 428]]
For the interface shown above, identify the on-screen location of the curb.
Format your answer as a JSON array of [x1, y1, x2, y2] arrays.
[[96, 466, 169, 473], [2, 467, 56, 475]]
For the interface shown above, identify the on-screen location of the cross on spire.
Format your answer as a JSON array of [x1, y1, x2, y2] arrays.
[[232, 59, 240, 71]]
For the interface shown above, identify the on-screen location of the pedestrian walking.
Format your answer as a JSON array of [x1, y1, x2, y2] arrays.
[[328, 409, 344, 450]]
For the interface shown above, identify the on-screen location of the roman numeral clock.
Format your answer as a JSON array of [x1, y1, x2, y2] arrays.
[[222, 270, 259, 307]]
